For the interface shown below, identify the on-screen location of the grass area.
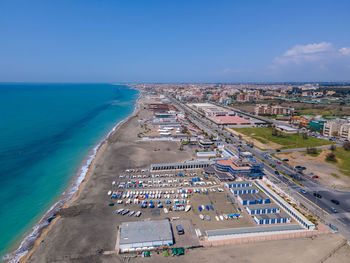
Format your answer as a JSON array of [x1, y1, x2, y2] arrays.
[[234, 127, 334, 150], [331, 173, 340, 179], [299, 109, 332, 116], [329, 148, 350, 176]]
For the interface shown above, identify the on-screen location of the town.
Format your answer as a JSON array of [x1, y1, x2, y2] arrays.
[[106, 83, 350, 260]]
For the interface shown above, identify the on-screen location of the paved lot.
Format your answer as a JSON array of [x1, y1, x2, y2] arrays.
[[171, 219, 200, 248]]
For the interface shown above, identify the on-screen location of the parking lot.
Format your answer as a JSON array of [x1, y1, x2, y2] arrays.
[[109, 167, 255, 237]]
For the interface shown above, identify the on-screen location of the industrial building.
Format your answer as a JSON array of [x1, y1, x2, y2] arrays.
[[215, 157, 264, 178], [255, 181, 315, 230], [246, 203, 281, 215], [119, 219, 173, 252], [230, 186, 259, 195], [237, 192, 270, 206], [253, 213, 291, 225], [151, 160, 211, 171]]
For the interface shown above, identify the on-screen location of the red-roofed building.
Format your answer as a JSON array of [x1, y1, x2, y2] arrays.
[[212, 115, 251, 125]]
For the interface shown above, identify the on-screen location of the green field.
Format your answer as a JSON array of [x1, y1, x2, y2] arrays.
[[234, 127, 334, 150], [328, 148, 350, 176]]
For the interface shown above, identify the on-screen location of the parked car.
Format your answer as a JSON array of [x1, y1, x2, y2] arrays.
[[274, 171, 280, 175], [331, 199, 340, 205], [331, 207, 338, 213], [176, 225, 184, 235], [313, 193, 322, 198], [312, 175, 319, 179], [282, 158, 289, 162], [300, 188, 307, 194]]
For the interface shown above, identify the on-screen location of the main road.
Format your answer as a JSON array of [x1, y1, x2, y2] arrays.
[[168, 95, 350, 241]]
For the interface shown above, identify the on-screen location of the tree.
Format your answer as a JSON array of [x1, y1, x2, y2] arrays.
[[330, 144, 336, 151], [343, 141, 350, 151], [326, 152, 336, 162], [310, 126, 316, 133], [272, 128, 278, 136]]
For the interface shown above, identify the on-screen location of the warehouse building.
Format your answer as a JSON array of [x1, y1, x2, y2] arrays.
[[151, 160, 210, 171], [255, 181, 316, 230], [246, 203, 280, 215], [237, 192, 270, 206], [253, 213, 291, 225], [230, 186, 259, 195], [119, 219, 173, 252]]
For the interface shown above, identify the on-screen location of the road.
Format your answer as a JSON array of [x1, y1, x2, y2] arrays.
[[168, 95, 350, 241]]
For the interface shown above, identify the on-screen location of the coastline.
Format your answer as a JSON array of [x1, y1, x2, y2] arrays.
[[6, 88, 141, 263]]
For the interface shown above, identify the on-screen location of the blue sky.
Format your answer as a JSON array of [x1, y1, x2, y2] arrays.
[[1, 0, 350, 82]]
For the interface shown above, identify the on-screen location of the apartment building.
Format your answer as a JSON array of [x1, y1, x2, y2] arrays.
[[323, 119, 349, 138]]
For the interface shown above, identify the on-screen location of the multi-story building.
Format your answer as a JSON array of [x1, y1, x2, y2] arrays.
[[339, 123, 350, 140], [291, 116, 311, 128], [309, 119, 326, 132], [323, 119, 346, 137], [255, 104, 270, 115], [255, 104, 294, 116], [271, 105, 294, 115], [236, 93, 246, 102]]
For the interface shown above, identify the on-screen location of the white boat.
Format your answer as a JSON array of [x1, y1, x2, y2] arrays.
[[185, 205, 191, 212], [108, 190, 112, 196], [128, 211, 135, 216], [215, 216, 219, 221], [163, 208, 169, 214], [199, 214, 204, 220], [219, 215, 224, 221]]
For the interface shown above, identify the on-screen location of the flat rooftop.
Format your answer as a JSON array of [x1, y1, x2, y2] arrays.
[[120, 219, 173, 246], [213, 115, 251, 125], [217, 160, 251, 170], [230, 186, 258, 191], [246, 203, 280, 210], [238, 192, 269, 200], [206, 224, 303, 237], [254, 212, 290, 220]]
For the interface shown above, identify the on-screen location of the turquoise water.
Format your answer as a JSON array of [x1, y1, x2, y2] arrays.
[[0, 83, 138, 260]]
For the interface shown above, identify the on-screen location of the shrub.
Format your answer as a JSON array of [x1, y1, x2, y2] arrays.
[[306, 147, 317, 155], [326, 152, 336, 162], [343, 141, 350, 151]]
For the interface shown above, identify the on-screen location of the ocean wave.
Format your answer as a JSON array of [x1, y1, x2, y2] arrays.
[[5, 90, 140, 263]]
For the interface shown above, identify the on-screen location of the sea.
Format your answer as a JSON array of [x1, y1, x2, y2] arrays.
[[0, 83, 139, 261]]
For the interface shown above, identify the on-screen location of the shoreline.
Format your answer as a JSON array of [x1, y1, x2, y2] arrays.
[[5, 88, 141, 263]]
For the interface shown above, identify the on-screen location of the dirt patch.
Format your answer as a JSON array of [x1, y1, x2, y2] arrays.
[[226, 128, 282, 150], [276, 150, 350, 190]]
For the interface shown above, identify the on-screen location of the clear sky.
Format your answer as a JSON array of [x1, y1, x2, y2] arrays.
[[1, 0, 350, 83]]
